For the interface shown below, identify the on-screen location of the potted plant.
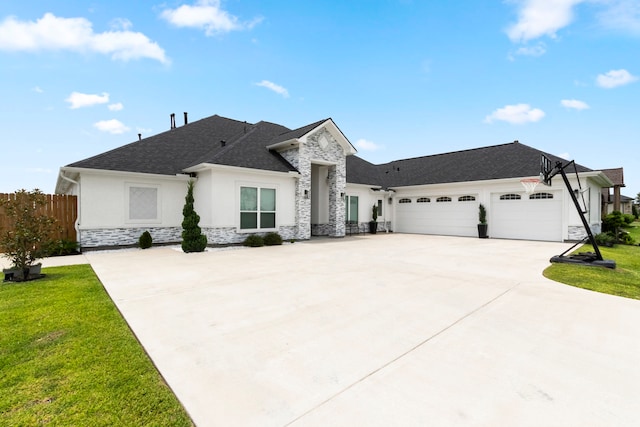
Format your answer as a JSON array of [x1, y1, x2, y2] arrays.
[[369, 204, 378, 234], [1, 189, 58, 281], [478, 203, 488, 238]]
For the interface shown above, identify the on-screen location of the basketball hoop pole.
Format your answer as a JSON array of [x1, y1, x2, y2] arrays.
[[546, 159, 614, 268]]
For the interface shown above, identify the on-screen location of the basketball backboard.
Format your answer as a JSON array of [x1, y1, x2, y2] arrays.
[[540, 154, 553, 186]]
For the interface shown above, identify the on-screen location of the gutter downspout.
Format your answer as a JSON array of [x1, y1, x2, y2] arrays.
[[58, 171, 81, 248]]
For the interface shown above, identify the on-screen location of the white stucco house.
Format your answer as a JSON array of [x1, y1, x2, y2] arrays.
[[55, 114, 612, 249]]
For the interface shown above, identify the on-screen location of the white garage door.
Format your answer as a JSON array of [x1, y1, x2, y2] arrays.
[[395, 196, 478, 237], [490, 191, 562, 241]]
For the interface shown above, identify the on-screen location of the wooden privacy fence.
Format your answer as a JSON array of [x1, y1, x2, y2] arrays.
[[0, 193, 78, 242]]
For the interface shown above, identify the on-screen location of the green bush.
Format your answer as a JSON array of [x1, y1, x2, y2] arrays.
[[623, 214, 635, 225], [181, 180, 207, 253], [139, 231, 153, 249], [619, 231, 636, 245], [243, 235, 264, 247], [263, 232, 283, 246], [602, 211, 623, 233], [594, 233, 616, 247], [632, 204, 639, 219], [45, 239, 80, 256], [0, 189, 59, 273]]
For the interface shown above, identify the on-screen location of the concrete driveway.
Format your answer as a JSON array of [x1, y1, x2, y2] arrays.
[[78, 234, 640, 426]]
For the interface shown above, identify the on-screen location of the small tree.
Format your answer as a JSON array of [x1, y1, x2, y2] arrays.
[[478, 204, 487, 224], [372, 204, 378, 222], [181, 180, 207, 253], [0, 189, 59, 277]]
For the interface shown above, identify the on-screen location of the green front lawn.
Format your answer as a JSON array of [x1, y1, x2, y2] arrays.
[[544, 221, 640, 300], [0, 265, 193, 426]]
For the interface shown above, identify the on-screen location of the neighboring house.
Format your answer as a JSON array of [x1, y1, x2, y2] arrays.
[[600, 168, 632, 215], [56, 114, 612, 249], [602, 193, 634, 215]]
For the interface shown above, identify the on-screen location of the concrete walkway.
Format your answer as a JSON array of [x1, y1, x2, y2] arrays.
[[53, 235, 640, 425]]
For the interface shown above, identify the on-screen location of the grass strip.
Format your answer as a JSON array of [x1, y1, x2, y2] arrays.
[[544, 222, 640, 300], [0, 264, 193, 426]]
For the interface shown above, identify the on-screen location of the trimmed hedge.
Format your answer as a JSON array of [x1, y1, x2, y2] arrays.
[[243, 235, 264, 247], [139, 230, 153, 249], [263, 232, 283, 246]]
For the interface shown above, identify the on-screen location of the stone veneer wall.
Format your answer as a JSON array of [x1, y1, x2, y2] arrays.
[[80, 227, 182, 248], [568, 223, 601, 241], [202, 226, 297, 245], [80, 225, 298, 248], [281, 126, 347, 240]]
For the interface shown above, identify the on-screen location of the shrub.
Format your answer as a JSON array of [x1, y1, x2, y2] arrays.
[[594, 233, 616, 247], [619, 231, 636, 245], [45, 239, 80, 256], [263, 232, 283, 246], [602, 211, 624, 234], [181, 180, 207, 253], [243, 235, 264, 247], [139, 231, 153, 249], [0, 189, 59, 275], [623, 214, 635, 225], [632, 204, 639, 220], [478, 203, 487, 224]]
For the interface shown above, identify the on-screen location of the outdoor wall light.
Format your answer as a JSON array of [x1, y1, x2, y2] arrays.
[[340, 192, 345, 199], [304, 189, 309, 199]]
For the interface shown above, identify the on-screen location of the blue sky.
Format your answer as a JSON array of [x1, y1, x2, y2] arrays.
[[1, 0, 638, 197]]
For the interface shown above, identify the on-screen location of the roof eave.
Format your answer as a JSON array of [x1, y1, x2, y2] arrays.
[[266, 139, 300, 151]]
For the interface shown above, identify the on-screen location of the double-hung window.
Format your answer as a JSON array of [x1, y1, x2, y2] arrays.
[[240, 187, 276, 230]]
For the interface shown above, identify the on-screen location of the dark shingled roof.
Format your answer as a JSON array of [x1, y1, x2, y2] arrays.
[[269, 118, 328, 145], [67, 115, 305, 175], [600, 168, 625, 187], [67, 114, 592, 189], [346, 141, 592, 188]]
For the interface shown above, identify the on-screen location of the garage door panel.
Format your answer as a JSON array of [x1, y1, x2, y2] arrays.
[[395, 200, 477, 237], [491, 193, 562, 241]]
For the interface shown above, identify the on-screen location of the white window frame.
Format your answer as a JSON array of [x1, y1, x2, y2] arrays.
[[346, 195, 359, 222], [125, 183, 161, 224], [500, 194, 521, 200], [529, 192, 554, 200], [239, 186, 277, 231]]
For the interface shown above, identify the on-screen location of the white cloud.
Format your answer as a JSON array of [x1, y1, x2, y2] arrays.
[[255, 80, 289, 97], [110, 18, 133, 31], [557, 152, 571, 160], [66, 91, 109, 109], [506, 0, 584, 42], [597, 0, 640, 35], [514, 42, 547, 57], [355, 138, 382, 151], [161, 0, 262, 36], [32, 86, 43, 93], [0, 13, 168, 63], [484, 103, 545, 124], [108, 102, 124, 111], [596, 69, 638, 88], [94, 119, 130, 134], [561, 99, 589, 110]]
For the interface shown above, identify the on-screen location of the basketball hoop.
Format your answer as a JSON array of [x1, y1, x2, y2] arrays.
[[521, 178, 540, 194]]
